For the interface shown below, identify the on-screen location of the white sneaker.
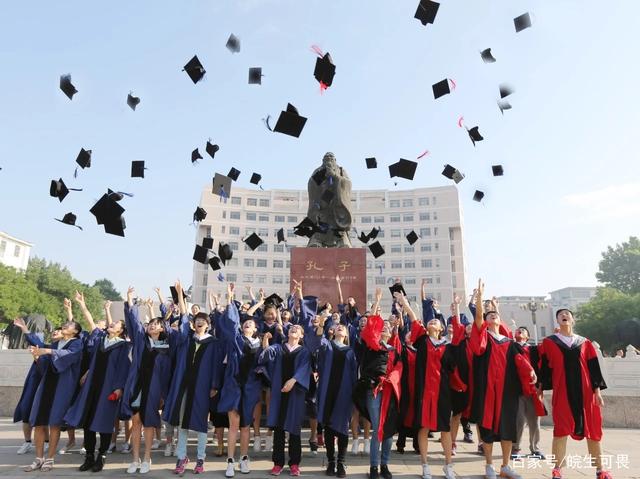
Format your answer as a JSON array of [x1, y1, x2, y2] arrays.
[[127, 460, 141, 474], [500, 464, 522, 479], [485, 464, 497, 479], [240, 456, 250, 474], [253, 436, 262, 453], [140, 460, 151, 474], [164, 442, 174, 457], [350, 438, 360, 455], [225, 458, 235, 478], [264, 435, 273, 452], [151, 439, 161, 450], [363, 438, 371, 455], [422, 464, 432, 479], [17, 442, 34, 455], [443, 463, 456, 479], [120, 443, 131, 454]]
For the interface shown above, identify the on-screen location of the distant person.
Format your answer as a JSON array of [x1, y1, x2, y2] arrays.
[[614, 349, 624, 359]]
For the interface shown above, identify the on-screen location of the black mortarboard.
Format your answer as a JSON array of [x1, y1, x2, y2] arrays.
[[273, 103, 307, 138], [276, 228, 285, 243], [294, 217, 317, 238], [226, 34, 241, 53], [104, 216, 126, 237], [193, 206, 207, 223], [212, 173, 232, 198], [514, 12, 532, 32], [170, 286, 179, 303], [206, 141, 219, 159], [76, 148, 92, 169], [227, 167, 241, 182], [202, 237, 214, 249], [265, 293, 284, 308], [183, 55, 206, 84], [388, 162, 400, 178], [406, 230, 419, 245], [49, 178, 81, 202], [131, 160, 146, 178], [432, 79, 450, 99], [244, 232, 264, 251], [365, 157, 377, 169], [497, 100, 512, 114], [250, 173, 261, 185], [314, 52, 336, 88], [480, 48, 496, 63], [389, 282, 407, 297], [192, 148, 203, 163], [499, 84, 514, 99], [358, 232, 370, 244], [55, 212, 82, 230], [492, 165, 504, 176], [208, 257, 222, 271], [193, 244, 208, 264], [392, 159, 418, 180], [368, 241, 385, 258], [107, 189, 133, 201], [473, 190, 485, 202], [248, 67, 262, 85], [59, 74, 77, 100], [321, 188, 334, 203], [368, 227, 380, 240], [311, 168, 327, 185], [467, 126, 484, 146], [218, 242, 233, 265], [441, 164, 464, 184], [90, 194, 125, 226], [414, 0, 440, 26], [127, 93, 140, 111]]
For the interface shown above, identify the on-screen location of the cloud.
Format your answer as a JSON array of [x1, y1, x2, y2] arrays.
[[562, 182, 640, 222]]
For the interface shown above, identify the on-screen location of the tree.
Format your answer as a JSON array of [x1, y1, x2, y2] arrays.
[[92, 278, 123, 301], [596, 236, 640, 295]]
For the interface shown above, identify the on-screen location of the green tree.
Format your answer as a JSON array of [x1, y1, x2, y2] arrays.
[[92, 278, 123, 301], [595, 236, 640, 295]]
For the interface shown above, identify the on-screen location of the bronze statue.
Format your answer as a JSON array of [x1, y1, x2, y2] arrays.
[[306, 152, 352, 248]]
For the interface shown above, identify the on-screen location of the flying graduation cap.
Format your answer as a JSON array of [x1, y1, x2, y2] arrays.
[[514, 12, 532, 32], [107, 189, 133, 201], [131, 160, 146, 178], [218, 242, 233, 265], [55, 212, 82, 230], [313, 52, 336, 91], [432, 78, 455, 99], [226, 34, 241, 53], [273, 103, 307, 138], [406, 231, 419, 245], [358, 227, 380, 244], [388, 158, 418, 180], [497, 100, 512, 115], [276, 228, 285, 243], [473, 190, 485, 202], [365, 157, 377, 169], [193, 244, 209, 264], [480, 48, 496, 63], [499, 84, 514, 99], [227, 167, 241, 182], [59, 74, 78, 100], [248, 67, 263, 85], [250, 173, 262, 185], [212, 173, 232, 199], [192, 148, 203, 164], [127, 93, 141, 111], [467, 126, 484, 146], [49, 178, 81, 202], [193, 206, 207, 223], [202, 237, 214, 249], [368, 241, 385, 258], [243, 232, 264, 251], [183, 55, 206, 84], [76, 148, 92, 170], [90, 193, 126, 237], [414, 0, 440, 26], [441, 164, 465, 184], [205, 141, 219, 159], [492, 165, 504, 176], [208, 257, 222, 271]]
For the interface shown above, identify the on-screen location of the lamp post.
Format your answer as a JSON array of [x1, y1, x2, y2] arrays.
[[520, 298, 548, 344]]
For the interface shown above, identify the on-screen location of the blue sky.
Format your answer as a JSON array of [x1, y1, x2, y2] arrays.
[[1, 0, 638, 300]]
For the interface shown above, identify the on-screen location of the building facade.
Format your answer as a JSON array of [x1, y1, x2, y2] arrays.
[[192, 185, 467, 312], [0, 232, 33, 272], [495, 296, 555, 343], [548, 287, 598, 314]]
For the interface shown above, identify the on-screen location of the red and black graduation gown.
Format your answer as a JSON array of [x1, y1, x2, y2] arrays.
[[399, 343, 417, 429], [449, 315, 473, 418], [539, 334, 606, 441]]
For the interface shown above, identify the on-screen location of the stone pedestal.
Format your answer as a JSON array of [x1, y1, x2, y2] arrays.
[[290, 248, 366, 308]]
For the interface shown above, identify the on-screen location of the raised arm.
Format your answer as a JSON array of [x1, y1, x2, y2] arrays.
[[104, 301, 113, 327], [246, 288, 265, 317], [146, 298, 156, 319], [153, 287, 165, 306], [75, 290, 97, 332], [371, 287, 383, 316], [421, 278, 427, 302], [246, 285, 256, 302], [336, 275, 344, 305], [395, 292, 417, 324], [175, 280, 187, 315], [474, 279, 484, 329], [63, 297, 74, 322]]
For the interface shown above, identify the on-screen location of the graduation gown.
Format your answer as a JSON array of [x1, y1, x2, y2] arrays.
[[29, 337, 83, 427], [258, 343, 311, 435], [64, 330, 130, 433], [399, 344, 417, 429], [216, 303, 264, 427], [449, 315, 473, 417], [13, 333, 46, 423], [539, 334, 606, 441]]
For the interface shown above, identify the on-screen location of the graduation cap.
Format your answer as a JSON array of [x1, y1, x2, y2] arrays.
[[90, 193, 125, 226], [432, 79, 451, 99], [273, 103, 307, 138], [226, 34, 241, 53], [208, 257, 222, 271], [358, 232, 370, 244], [265, 293, 284, 308], [414, 0, 440, 26], [183, 55, 206, 84], [514, 12, 532, 32], [55, 212, 82, 230], [104, 216, 126, 237], [244, 232, 264, 251], [107, 189, 133, 201], [358, 227, 380, 244], [131, 160, 146, 178], [389, 282, 407, 297], [59, 74, 77, 100], [313, 52, 336, 89], [293, 217, 317, 238], [497, 100, 512, 115], [441, 164, 465, 184], [193, 206, 207, 223], [192, 148, 203, 163], [76, 148, 92, 170], [202, 237, 214, 249], [205, 141, 219, 159], [248, 67, 262, 85], [193, 244, 209, 264], [499, 84, 514, 99], [250, 173, 262, 185], [389, 159, 417, 181], [169, 286, 179, 303], [473, 190, 485, 202], [480, 48, 496, 63], [492, 165, 504, 176], [406, 230, 419, 245], [127, 93, 140, 111], [227, 167, 241, 182], [212, 173, 232, 199], [388, 162, 400, 178], [467, 126, 484, 146], [218, 242, 233, 265], [365, 157, 377, 169], [49, 178, 81, 202], [368, 241, 385, 258], [276, 228, 285, 243]]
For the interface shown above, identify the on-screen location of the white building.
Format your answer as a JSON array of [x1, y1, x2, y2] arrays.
[[192, 185, 467, 312], [548, 287, 598, 314], [496, 295, 555, 343], [0, 232, 33, 272]]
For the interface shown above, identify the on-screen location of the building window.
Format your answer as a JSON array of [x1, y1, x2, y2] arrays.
[[451, 260, 456, 272], [405, 278, 416, 285], [256, 275, 266, 284], [243, 274, 253, 283], [227, 273, 237, 282], [421, 243, 432, 252], [425, 277, 433, 284], [390, 229, 401, 238], [222, 211, 227, 219], [246, 212, 257, 221], [434, 242, 439, 251], [275, 215, 285, 222], [257, 259, 267, 268], [389, 199, 400, 208], [201, 290, 207, 305], [273, 260, 284, 268], [287, 215, 298, 223], [421, 259, 432, 268], [390, 245, 402, 253], [432, 196, 437, 205], [402, 199, 413, 207], [259, 199, 270, 207], [420, 227, 431, 237], [231, 196, 241, 205], [419, 197, 429, 206], [390, 214, 401, 223], [287, 229, 295, 238], [375, 261, 385, 270], [205, 226, 212, 236], [202, 273, 208, 286], [419, 212, 430, 221], [230, 211, 240, 220], [273, 276, 283, 284], [433, 227, 439, 236], [403, 214, 414, 222], [247, 198, 257, 206], [374, 216, 384, 223], [452, 276, 457, 288], [14, 245, 20, 257], [436, 276, 441, 285], [258, 228, 269, 236], [259, 214, 269, 222], [227, 258, 239, 267], [245, 227, 256, 235], [230, 226, 240, 235], [221, 225, 226, 234], [377, 229, 385, 238], [286, 260, 290, 268], [257, 244, 268, 252], [540, 326, 546, 337], [450, 244, 455, 256], [404, 245, 414, 253], [404, 261, 415, 268], [229, 242, 239, 251], [435, 258, 440, 268], [361, 216, 372, 223], [244, 258, 254, 267], [391, 261, 402, 269], [375, 277, 386, 285], [433, 212, 438, 220]]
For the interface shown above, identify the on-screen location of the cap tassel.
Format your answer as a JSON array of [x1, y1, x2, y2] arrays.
[[217, 273, 225, 282], [310, 44, 324, 57], [73, 167, 78, 178], [457, 116, 465, 128], [448, 78, 457, 90], [262, 115, 273, 131], [219, 186, 228, 203], [417, 150, 430, 159]]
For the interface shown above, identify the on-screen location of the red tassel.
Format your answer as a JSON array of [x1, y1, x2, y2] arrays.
[[107, 392, 118, 401], [310, 44, 324, 57], [457, 116, 465, 128], [449, 78, 457, 90], [417, 150, 430, 159]]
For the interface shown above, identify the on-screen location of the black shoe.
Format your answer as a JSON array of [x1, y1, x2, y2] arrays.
[[79, 454, 95, 471], [463, 432, 474, 443], [369, 466, 379, 479], [91, 455, 106, 473], [380, 465, 392, 479], [336, 462, 346, 478], [396, 447, 404, 454], [309, 440, 319, 453], [326, 461, 336, 476]]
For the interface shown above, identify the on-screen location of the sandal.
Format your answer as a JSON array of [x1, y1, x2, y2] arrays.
[[40, 458, 54, 472], [24, 458, 44, 472], [59, 441, 76, 454]]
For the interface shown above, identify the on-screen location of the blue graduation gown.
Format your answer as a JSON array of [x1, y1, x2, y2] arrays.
[[29, 337, 83, 427], [13, 333, 46, 423], [64, 329, 130, 433], [216, 303, 263, 427], [121, 304, 182, 427]]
